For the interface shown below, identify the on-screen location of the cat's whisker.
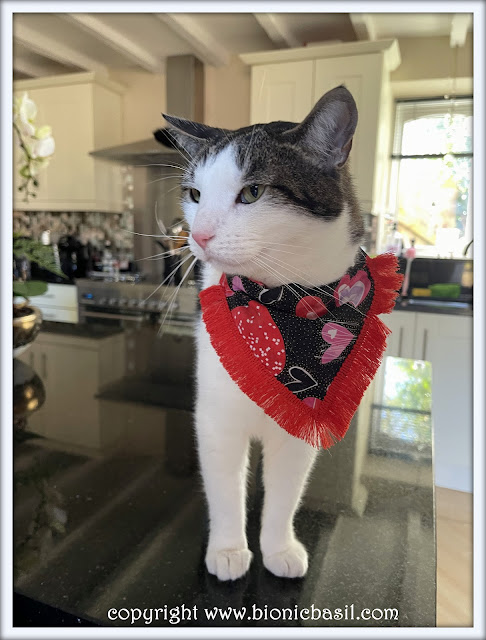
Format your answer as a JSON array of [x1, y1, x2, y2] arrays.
[[122, 229, 186, 240], [135, 246, 189, 262], [258, 253, 366, 320], [251, 256, 331, 326], [143, 252, 195, 303], [159, 256, 198, 334], [147, 174, 184, 185], [154, 201, 166, 235], [136, 162, 185, 171]]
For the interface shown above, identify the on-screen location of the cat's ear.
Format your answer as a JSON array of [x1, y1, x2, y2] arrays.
[[154, 115, 227, 156], [285, 85, 358, 168]]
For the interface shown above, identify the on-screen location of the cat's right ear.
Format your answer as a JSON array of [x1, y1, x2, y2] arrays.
[[284, 85, 358, 169], [154, 115, 228, 157]]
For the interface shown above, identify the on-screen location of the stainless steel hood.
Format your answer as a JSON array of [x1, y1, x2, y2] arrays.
[[90, 55, 204, 165]]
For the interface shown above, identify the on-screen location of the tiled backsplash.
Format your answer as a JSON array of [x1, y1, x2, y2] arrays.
[[13, 210, 135, 251]]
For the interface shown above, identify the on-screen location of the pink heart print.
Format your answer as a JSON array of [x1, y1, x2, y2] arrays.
[[231, 301, 286, 375], [295, 296, 328, 319], [334, 270, 371, 308], [231, 276, 246, 293], [321, 322, 354, 364]]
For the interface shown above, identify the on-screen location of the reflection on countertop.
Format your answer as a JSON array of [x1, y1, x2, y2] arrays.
[[13, 354, 436, 628], [394, 297, 472, 316], [40, 320, 125, 339]]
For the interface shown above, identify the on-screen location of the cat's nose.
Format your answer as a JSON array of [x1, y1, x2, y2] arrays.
[[192, 231, 214, 249]]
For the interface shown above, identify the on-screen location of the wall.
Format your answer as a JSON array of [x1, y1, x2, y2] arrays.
[[108, 69, 166, 143], [391, 33, 473, 83], [204, 55, 251, 129]]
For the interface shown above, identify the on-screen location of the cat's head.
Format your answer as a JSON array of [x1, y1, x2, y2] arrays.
[[155, 85, 364, 287]]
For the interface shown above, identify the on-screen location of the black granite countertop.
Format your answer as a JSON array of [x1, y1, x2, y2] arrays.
[[394, 297, 473, 316], [40, 320, 125, 340], [13, 353, 436, 628]]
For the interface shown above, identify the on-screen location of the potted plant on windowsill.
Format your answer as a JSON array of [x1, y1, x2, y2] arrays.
[[13, 93, 61, 358]]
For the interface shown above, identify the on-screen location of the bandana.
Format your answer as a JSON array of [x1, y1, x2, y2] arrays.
[[199, 250, 403, 449]]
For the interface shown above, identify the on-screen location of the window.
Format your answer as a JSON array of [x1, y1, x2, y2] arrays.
[[388, 97, 473, 257]]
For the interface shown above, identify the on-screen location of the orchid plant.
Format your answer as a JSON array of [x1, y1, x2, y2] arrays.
[[13, 92, 55, 202], [13, 93, 64, 302]]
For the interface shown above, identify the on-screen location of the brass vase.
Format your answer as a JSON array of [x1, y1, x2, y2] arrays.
[[13, 302, 43, 358]]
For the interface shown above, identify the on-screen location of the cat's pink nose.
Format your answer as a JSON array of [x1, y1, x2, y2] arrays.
[[192, 231, 214, 249]]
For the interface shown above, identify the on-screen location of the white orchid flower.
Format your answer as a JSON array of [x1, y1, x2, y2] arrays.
[[33, 134, 55, 159], [14, 92, 37, 137]]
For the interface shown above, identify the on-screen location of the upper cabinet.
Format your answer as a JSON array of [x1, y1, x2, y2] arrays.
[[240, 40, 401, 217], [13, 72, 125, 213]]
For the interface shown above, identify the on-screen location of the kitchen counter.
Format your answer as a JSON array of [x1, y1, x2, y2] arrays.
[[13, 355, 436, 628], [394, 297, 473, 316], [40, 320, 125, 340]]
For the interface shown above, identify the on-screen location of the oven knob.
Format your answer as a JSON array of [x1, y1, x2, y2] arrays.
[[137, 300, 146, 308], [158, 301, 167, 311], [128, 299, 138, 307], [149, 300, 159, 310], [108, 297, 117, 306], [119, 298, 128, 306], [98, 297, 107, 305]]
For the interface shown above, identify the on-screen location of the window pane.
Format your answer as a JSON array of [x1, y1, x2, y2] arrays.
[[401, 113, 472, 155], [397, 156, 471, 247]]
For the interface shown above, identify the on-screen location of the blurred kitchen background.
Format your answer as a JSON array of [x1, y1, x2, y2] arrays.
[[11, 11, 474, 627]]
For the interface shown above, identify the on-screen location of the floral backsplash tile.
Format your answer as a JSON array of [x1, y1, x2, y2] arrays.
[[13, 210, 135, 251]]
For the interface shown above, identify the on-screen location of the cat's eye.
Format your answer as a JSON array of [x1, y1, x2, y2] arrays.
[[238, 184, 266, 204], [189, 188, 201, 203]]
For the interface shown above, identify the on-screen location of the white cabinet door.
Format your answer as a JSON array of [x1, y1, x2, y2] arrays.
[[250, 60, 314, 124], [414, 313, 473, 491], [380, 310, 417, 359], [314, 54, 384, 212]]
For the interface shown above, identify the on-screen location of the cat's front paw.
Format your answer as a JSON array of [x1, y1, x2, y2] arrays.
[[206, 548, 253, 581], [263, 540, 308, 578]]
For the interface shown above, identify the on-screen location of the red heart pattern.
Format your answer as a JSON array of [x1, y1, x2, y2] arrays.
[[231, 301, 286, 375], [295, 296, 328, 319]]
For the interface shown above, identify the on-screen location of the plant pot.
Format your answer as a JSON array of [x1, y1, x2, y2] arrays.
[[13, 302, 43, 358]]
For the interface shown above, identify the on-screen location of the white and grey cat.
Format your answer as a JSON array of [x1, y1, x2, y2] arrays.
[[157, 86, 363, 581]]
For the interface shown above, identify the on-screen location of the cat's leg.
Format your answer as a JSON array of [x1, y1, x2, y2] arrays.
[[259, 423, 318, 578], [197, 400, 253, 581]]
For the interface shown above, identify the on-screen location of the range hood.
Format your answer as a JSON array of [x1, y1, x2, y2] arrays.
[[90, 55, 204, 165]]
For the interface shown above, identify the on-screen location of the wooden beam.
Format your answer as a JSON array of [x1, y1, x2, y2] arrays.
[[61, 14, 163, 73], [254, 14, 301, 48], [349, 14, 377, 41], [450, 14, 471, 47], [13, 22, 108, 75], [156, 14, 229, 67]]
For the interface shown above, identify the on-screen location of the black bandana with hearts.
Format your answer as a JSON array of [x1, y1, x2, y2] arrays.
[[199, 250, 403, 449]]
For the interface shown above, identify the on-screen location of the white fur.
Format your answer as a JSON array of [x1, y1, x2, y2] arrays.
[[183, 145, 359, 581]]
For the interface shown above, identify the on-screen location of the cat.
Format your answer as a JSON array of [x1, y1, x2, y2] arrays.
[[158, 86, 363, 581]]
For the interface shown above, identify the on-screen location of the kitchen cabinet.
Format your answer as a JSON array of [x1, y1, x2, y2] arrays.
[[380, 310, 473, 492], [13, 72, 125, 212], [241, 40, 400, 217], [18, 330, 126, 453]]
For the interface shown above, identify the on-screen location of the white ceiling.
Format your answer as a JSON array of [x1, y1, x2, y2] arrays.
[[12, 12, 473, 80]]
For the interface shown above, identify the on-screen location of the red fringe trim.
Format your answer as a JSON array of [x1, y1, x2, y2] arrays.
[[199, 254, 403, 449]]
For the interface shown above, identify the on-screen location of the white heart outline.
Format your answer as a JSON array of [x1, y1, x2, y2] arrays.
[[285, 366, 318, 394]]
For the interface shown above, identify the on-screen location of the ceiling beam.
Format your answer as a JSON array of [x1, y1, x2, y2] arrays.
[[450, 13, 471, 47], [254, 14, 301, 48], [156, 14, 230, 67], [13, 57, 50, 78], [61, 14, 163, 73], [349, 14, 377, 41], [13, 22, 108, 75]]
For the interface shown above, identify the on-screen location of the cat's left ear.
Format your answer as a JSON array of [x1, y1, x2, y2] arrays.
[[284, 85, 358, 168], [154, 115, 228, 156]]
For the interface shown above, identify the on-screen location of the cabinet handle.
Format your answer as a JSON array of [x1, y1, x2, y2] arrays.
[[41, 352, 47, 379], [422, 329, 428, 361], [398, 327, 403, 358]]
